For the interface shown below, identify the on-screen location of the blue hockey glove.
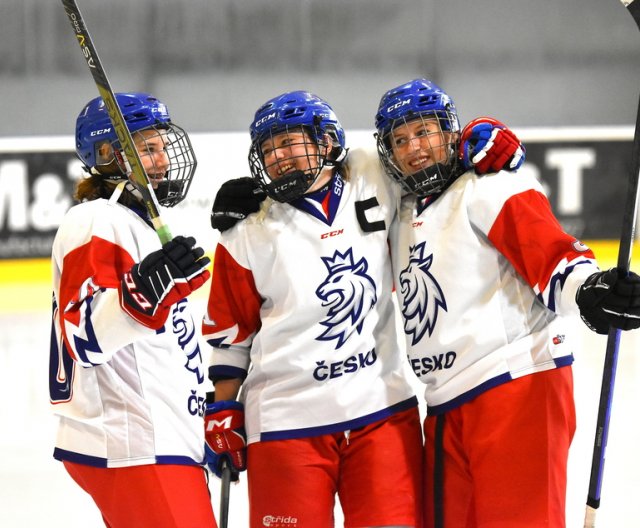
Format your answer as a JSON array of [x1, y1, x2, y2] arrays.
[[210, 177, 267, 232], [576, 268, 640, 334], [459, 117, 525, 174], [204, 400, 247, 481]]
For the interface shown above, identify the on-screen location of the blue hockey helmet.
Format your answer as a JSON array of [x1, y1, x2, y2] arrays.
[[74, 92, 197, 207], [249, 90, 345, 151], [375, 79, 461, 196], [375, 78, 460, 138], [248, 91, 347, 202], [76, 92, 171, 168]]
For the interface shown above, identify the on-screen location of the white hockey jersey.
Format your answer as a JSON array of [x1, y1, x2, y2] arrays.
[[50, 188, 207, 468], [390, 169, 599, 414], [203, 150, 417, 444]]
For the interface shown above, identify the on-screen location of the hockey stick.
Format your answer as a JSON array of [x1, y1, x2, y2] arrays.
[[218, 391, 242, 528], [60, 0, 172, 244], [219, 459, 232, 528], [584, 2, 640, 526], [205, 390, 240, 528]]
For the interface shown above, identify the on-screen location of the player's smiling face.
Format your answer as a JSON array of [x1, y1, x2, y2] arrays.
[[132, 128, 170, 188], [260, 128, 322, 181], [390, 117, 453, 176]]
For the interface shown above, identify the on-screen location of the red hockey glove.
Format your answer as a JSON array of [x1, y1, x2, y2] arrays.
[[204, 400, 247, 481], [119, 235, 211, 329], [459, 117, 525, 174], [576, 268, 640, 334]]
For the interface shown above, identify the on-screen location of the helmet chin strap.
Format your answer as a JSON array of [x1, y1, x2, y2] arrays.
[[323, 139, 349, 168], [260, 135, 346, 203], [124, 180, 145, 203], [305, 140, 347, 191], [324, 145, 348, 167], [265, 170, 315, 202], [267, 155, 340, 202], [105, 177, 146, 204], [109, 180, 128, 203]]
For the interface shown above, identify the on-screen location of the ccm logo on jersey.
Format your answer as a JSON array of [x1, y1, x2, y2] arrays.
[[321, 229, 343, 239], [410, 351, 457, 376]]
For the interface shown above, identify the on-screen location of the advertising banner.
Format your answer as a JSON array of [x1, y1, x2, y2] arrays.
[[0, 128, 634, 259]]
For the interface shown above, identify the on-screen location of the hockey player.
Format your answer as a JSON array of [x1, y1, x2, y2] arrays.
[[374, 78, 640, 527], [202, 90, 525, 527], [49, 92, 215, 528], [203, 90, 424, 527]]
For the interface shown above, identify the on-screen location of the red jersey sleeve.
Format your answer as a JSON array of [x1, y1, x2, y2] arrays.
[[202, 243, 262, 379]]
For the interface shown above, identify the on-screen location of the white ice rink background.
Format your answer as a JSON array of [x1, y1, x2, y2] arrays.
[[1, 283, 639, 527]]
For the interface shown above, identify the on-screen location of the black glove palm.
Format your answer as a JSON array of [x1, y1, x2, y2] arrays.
[[576, 268, 640, 334], [210, 177, 267, 232]]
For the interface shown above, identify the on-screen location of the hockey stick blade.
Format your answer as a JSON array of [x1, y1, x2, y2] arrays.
[[584, 2, 640, 526], [60, 0, 172, 244]]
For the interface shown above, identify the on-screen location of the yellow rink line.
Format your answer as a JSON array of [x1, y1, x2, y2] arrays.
[[0, 242, 638, 314], [0, 254, 214, 314]]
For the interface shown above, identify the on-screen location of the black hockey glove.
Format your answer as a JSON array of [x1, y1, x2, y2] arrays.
[[120, 236, 211, 329], [210, 177, 267, 232], [575, 268, 640, 334]]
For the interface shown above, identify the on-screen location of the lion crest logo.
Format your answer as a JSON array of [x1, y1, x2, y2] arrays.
[[173, 299, 205, 383], [399, 241, 447, 345], [315, 248, 377, 349]]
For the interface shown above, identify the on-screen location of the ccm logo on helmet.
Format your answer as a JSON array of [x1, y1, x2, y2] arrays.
[[90, 128, 112, 137], [387, 98, 411, 112], [254, 112, 276, 128]]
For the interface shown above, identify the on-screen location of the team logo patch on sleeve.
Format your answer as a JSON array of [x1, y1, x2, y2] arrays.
[[399, 241, 447, 345], [315, 248, 377, 348], [572, 239, 590, 252]]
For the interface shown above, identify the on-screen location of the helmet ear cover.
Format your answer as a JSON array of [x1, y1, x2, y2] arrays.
[[95, 140, 115, 165]]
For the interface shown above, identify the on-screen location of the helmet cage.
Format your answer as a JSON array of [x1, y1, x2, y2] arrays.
[[376, 111, 460, 197], [375, 79, 461, 197], [248, 124, 332, 203], [248, 91, 346, 202], [89, 122, 196, 207]]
